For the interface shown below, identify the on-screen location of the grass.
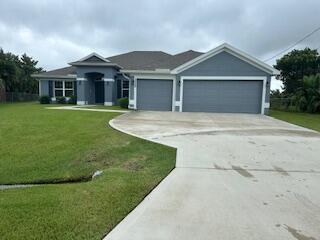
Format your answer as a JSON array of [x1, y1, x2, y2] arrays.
[[0, 103, 176, 239], [269, 109, 320, 132]]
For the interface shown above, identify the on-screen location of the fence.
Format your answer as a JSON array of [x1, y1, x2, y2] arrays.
[[1, 92, 39, 103], [270, 97, 297, 111]]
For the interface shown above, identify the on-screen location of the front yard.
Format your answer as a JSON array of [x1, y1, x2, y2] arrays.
[[0, 103, 176, 239], [269, 110, 320, 132]]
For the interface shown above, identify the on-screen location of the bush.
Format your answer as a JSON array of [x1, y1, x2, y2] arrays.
[[118, 97, 129, 109], [56, 96, 66, 104], [68, 95, 77, 105], [39, 95, 51, 104]]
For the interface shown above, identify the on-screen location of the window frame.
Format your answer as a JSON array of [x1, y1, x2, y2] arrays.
[[121, 79, 129, 98], [54, 81, 74, 97]]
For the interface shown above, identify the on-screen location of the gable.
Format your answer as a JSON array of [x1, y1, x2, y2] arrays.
[[179, 51, 269, 76], [82, 55, 106, 63]]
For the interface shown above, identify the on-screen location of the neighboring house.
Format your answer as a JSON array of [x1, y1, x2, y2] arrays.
[[33, 43, 279, 114]]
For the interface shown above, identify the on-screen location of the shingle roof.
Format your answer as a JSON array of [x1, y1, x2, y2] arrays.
[[35, 50, 203, 77], [37, 66, 76, 76], [138, 50, 203, 70], [107, 51, 172, 70]]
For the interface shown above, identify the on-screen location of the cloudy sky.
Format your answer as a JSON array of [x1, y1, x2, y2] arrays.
[[1, 0, 320, 90]]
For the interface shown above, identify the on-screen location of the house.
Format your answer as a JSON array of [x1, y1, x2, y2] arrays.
[[33, 43, 279, 114]]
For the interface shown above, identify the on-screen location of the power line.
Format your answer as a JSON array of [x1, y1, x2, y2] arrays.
[[264, 25, 320, 62]]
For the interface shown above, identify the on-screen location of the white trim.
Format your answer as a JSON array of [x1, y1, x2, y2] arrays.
[[181, 76, 267, 80], [133, 75, 176, 111], [133, 76, 137, 109], [175, 101, 181, 107], [76, 77, 87, 81], [132, 74, 174, 80], [104, 102, 113, 106], [179, 76, 267, 114], [77, 52, 110, 63], [102, 78, 115, 82], [172, 77, 177, 111], [77, 101, 87, 105], [171, 43, 280, 75], [120, 69, 171, 74], [33, 74, 76, 79], [179, 79, 184, 112], [53, 80, 74, 98]]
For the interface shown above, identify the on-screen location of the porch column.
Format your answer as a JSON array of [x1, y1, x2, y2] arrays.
[[76, 78, 88, 105], [103, 78, 114, 106]]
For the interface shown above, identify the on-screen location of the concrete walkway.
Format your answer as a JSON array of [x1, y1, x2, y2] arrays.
[[105, 111, 320, 240]]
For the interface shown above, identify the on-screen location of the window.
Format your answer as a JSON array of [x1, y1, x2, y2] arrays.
[[54, 81, 74, 97], [122, 80, 129, 98]]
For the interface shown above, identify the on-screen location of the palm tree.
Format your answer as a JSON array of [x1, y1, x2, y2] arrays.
[[297, 74, 320, 113]]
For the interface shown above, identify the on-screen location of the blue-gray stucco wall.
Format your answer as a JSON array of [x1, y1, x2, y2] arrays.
[[39, 80, 49, 96], [76, 66, 118, 104]]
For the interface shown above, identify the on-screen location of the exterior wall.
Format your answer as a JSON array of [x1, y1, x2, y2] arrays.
[[177, 51, 272, 113], [39, 80, 49, 96]]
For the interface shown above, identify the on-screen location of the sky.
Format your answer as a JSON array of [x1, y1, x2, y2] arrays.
[[1, 0, 320, 90]]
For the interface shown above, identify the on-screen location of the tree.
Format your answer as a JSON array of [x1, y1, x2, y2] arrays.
[[274, 48, 320, 94], [270, 89, 282, 98], [19, 54, 43, 93], [0, 48, 43, 93], [296, 74, 320, 113]]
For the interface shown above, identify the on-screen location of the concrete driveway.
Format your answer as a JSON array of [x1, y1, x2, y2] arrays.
[[105, 111, 320, 240]]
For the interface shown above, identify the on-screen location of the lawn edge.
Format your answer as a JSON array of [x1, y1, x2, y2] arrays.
[[102, 114, 177, 239]]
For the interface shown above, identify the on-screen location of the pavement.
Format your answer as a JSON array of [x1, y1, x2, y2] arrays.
[[105, 111, 320, 240]]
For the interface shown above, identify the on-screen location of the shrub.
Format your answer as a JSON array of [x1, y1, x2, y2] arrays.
[[56, 96, 66, 104], [68, 95, 77, 105], [118, 97, 129, 109], [39, 95, 51, 104]]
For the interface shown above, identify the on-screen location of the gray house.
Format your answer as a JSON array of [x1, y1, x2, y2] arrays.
[[34, 43, 279, 114]]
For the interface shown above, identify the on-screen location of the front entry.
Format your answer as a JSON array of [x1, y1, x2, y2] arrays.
[[95, 81, 105, 104]]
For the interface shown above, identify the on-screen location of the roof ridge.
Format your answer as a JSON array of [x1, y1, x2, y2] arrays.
[[106, 50, 171, 60], [173, 50, 204, 56]]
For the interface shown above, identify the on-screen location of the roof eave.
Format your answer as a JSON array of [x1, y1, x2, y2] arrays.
[[120, 69, 171, 74], [32, 74, 76, 79], [68, 62, 122, 69]]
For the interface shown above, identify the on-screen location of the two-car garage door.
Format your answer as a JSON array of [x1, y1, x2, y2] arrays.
[[182, 80, 263, 114], [136, 78, 263, 113]]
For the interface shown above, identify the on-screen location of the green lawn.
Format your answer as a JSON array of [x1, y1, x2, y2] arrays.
[[269, 110, 320, 132], [0, 103, 176, 239]]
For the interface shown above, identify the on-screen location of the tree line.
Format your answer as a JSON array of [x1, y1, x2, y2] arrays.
[[272, 48, 320, 113], [0, 48, 43, 94]]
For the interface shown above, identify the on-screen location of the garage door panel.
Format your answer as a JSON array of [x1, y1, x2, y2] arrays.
[[183, 80, 262, 113], [137, 79, 173, 111]]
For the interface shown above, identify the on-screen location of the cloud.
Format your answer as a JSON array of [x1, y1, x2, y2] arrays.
[[1, 0, 320, 90]]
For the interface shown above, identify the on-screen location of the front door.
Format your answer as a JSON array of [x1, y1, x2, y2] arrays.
[[95, 81, 104, 104]]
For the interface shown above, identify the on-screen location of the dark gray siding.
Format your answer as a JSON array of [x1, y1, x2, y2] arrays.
[[183, 80, 262, 113], [137, 79, 173, 111]]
